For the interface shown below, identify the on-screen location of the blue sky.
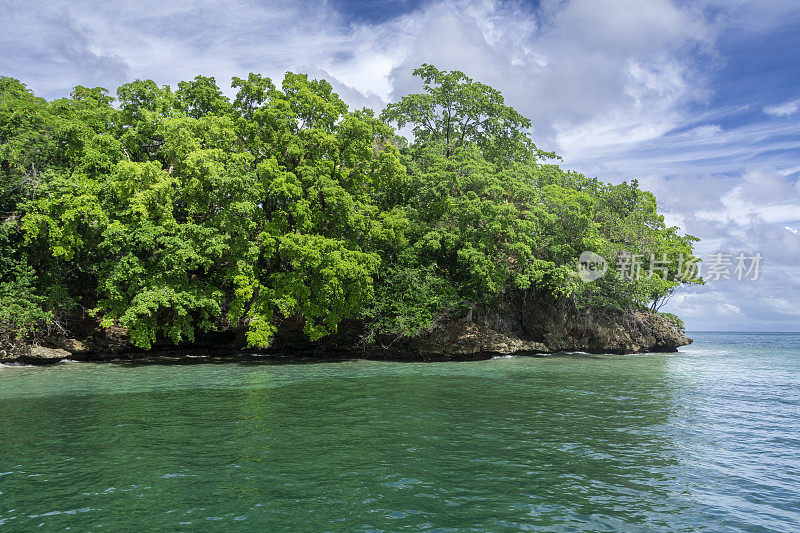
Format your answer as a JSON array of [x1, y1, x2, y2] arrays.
[[2, 0, 799, 330]]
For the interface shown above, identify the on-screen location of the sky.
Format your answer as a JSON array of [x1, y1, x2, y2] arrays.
[[2, 0, 799, 331]]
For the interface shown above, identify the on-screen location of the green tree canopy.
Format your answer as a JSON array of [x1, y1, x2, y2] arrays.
[[1, 67, 701, 350], [381, 64, 541, 161]]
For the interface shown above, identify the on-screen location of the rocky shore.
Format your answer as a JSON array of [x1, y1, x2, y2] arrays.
[[273, 296, 692, 360], [1, 297, 691, 364]]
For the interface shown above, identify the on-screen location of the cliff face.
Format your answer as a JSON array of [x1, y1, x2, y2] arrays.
[[272, 296, 692, 360], [2, 297, 691, 364]]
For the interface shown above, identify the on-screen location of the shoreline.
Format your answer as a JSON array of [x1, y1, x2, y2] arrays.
[[2, 297, 692, 366]]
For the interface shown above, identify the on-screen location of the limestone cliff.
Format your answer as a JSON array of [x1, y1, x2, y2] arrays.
[[272, 296, 691, 361], [2, 296, 690, 364]]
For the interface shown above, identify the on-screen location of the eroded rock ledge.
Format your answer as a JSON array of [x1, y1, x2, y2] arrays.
[[0, 298, 692, 364], [274, 296, 692, 360], [2, 297, 691, 364]]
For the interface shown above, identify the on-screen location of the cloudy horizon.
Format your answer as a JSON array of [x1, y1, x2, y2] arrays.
[[2, 0, 799, 331]]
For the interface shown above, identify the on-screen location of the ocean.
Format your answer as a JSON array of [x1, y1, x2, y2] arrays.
[[1, 332, 798, 531]]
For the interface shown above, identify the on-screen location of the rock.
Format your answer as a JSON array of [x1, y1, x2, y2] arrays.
[[270, 293, 692, 360], [41, 337, 89, 354], [61, 338, 89, 353], [402, 296, 692, 357], [1, 337, 130, 364], [37, 334, 134, 360], [0, 343, 32, 362], [0, 348, 20, 362], [21, 345, 71, 363], [5, 293, 692, 363], [1, 344, 71, 364]]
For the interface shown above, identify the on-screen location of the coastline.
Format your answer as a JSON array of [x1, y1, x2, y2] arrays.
[[1, 299, 691, 365]]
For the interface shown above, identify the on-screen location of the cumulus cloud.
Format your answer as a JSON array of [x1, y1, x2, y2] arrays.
[[648, 166, 800, 330], [379, 0, 715, 157], [1, 0, 716, 155]]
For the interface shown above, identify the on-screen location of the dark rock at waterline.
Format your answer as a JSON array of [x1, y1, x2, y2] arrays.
[[1, 331, 133, 364], [1, 296, 691, 364], [276, 296, 692, 360], [24, 345, 72, 363], [0, 344, 71, 364]]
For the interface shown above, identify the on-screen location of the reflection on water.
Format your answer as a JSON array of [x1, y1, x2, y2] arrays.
[[1, 333, 799, 530]]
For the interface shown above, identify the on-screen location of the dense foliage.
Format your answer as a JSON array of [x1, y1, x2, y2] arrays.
[[659, 312, 686, 332], [0, 66, 701, 349]]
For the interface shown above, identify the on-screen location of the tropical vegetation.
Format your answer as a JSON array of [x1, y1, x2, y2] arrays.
[[0, 65, 701, 350]]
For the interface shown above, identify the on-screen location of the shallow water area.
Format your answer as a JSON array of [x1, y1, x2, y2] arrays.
[[1, 332, 799, 530]]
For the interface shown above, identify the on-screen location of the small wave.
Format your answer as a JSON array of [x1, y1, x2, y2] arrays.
[[0, 362, 34, 368], [680, 347, 730, 356], [491, 355, 516, 359]]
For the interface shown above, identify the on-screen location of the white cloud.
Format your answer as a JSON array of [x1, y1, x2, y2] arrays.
[[0, 1, 129, 94], [563, 114, 800, 182], [374, 0, 717, 160], [1, 0, 717, 157], [645, 166, 800, 330], [764, 98, 800, 118]]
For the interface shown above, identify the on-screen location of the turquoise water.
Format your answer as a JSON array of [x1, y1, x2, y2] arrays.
[[1, 332, 799, 531]]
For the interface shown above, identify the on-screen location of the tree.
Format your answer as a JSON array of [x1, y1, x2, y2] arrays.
[[380, 64, 540, 161], [176, 75, 232, 119]]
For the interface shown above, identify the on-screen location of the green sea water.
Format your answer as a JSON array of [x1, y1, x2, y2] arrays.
[[1, 332, 799, 531]]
